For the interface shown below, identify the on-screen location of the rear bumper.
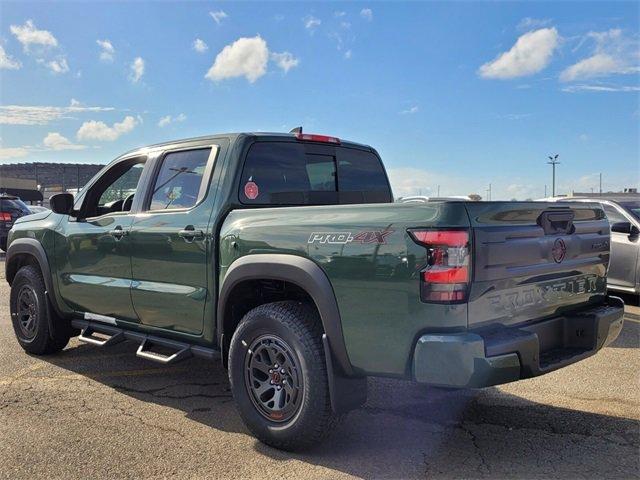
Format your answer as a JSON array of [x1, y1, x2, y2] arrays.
[[413, 296, 625, 388]]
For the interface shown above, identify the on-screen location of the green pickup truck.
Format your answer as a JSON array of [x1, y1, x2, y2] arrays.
[[5, 131, 624, 450]]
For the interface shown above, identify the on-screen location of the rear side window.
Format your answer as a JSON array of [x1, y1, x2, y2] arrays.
[[149, 148, 211, 211], [239, 142, 391, 205]]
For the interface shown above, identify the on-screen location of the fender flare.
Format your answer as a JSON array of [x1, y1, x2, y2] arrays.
[[5, 238, 66, 335], [217, 254, 355, 376], [5, 238, 64, 338]]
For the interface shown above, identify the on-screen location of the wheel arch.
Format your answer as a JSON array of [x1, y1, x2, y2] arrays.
[[217, 254, 355, 377], [5, 238, 64, 317]]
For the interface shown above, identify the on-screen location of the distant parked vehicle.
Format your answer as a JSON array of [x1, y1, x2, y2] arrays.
[[0, 194, 31, 252], [555, 197, 639, 295], [28, 205, 50, 215]]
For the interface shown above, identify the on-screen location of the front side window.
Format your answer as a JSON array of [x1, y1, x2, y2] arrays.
[[620, 202, 640, 221], [99, 164, 144, 206], [81, 157, 146, 218], [603, 204, 627, 225], [148, 148, 211, 211]]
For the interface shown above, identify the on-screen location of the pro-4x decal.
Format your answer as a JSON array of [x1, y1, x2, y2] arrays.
[[308, 228, 394, 245]]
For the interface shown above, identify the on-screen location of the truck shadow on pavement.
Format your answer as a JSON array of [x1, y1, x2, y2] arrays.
[[39, 320, 639, 479]]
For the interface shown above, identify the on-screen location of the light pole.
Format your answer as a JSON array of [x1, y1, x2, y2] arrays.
[[547, 154, 560, 197]]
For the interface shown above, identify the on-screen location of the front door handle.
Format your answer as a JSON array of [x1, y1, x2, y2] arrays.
[[178, 226, 205, 242], [109, 226, 128, 240]]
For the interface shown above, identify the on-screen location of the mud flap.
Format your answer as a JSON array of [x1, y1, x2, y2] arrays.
[[322, 334, 367, 414]]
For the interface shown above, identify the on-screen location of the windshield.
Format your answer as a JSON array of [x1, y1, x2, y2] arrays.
[[619, 201, 640, 220]]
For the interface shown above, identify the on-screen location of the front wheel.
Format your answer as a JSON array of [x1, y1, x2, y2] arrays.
[[228, 301, 340, 451], [10, 265, 72, 355]]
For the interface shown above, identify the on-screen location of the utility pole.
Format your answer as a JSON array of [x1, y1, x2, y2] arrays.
[[544, 184, 547, 197], [486, 183, 492, 201], [599, 173, 602, 196], [437, 185, 440, 197], [547, 154, 560, 196]]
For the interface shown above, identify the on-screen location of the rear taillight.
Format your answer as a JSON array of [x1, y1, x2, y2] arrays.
[[295, 133, 341, 144], [409, 228, 471, 303], [0, 212, 11, 222]]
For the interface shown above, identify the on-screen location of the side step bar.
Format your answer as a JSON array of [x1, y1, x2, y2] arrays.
[[136, 338, 192, 364], [73, 319, 220, 365], [78, 324, 125, 347]]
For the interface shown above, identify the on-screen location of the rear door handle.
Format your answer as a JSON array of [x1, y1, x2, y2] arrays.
[[178, 226, 205, 242], [109, 226, 128, 240]]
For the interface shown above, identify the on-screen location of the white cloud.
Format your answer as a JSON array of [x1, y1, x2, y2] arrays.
[[560, 29, 639, 82], [386, 167, 481, 199], [517, 17, 552, 31], [400, 106, 419, 114], [43, 132, 86, 150], [479, 28, 559, 79], [210, 10, 228, 25], [77, 115, 139, 141], [193, 38, 208, 53], [205, 36, 269, 83], [0, 100, 114, 125], [360, 8, 373, 21], [129, 57, 145, 83], [304, 15, 321, 31], [0, 45, 21, 70], [9, 19, 58, 51], [0, 146, 30, 160], [505, 183, 539, 200], [562, 84, 640, 93], [97, 39, 114, 62], [271, 51, 299, 73], [334, 11, 346, 17], [344, 49, 352, 60], [500, 113, 532, 120], [44, 56, 69, 74], [158, 113, 187, 127]]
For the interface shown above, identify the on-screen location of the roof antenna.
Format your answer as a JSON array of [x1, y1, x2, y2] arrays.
[[289, 126, 302, 134]]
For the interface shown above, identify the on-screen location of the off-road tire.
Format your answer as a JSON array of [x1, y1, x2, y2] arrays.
[[228, 300, 340, 451], [0, 237, 7, 252], [10, 265, 72, 355]]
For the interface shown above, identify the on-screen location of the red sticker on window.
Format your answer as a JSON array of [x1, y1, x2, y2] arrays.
[[244, 181, 259, 200]]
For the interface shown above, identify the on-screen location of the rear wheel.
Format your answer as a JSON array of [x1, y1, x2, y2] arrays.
[[10, 265, 72, 355], [228, 301, 340, 451], [0, 237, 6, 252]]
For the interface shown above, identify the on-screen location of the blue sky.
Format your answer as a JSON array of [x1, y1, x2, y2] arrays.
[[1, 1, 638, 200]]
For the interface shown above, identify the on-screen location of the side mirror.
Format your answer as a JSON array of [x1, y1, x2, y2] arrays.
[[611, 221, 638, 235], [49, 193, 75, 215]]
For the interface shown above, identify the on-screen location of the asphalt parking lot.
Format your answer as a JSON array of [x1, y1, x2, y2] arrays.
[[0, 253, 638, 480]]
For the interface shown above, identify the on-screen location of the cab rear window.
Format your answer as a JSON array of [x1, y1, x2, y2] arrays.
[[239, 142, 392, 205], [0, 198, 29, 213]]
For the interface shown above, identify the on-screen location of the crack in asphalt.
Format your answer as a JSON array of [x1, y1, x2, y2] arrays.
[[360, 402, 640, 451], [113, 382, 233, 401], [459, 421, 491, 476]]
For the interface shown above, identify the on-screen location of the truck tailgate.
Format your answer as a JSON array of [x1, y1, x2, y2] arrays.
[[466, 202, 610, 328]]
